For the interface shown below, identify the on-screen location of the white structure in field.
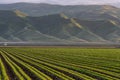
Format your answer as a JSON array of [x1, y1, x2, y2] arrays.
[[4, 43, 7, 46]]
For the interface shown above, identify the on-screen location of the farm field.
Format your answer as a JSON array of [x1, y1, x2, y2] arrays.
[[0, 47, 120, 80]]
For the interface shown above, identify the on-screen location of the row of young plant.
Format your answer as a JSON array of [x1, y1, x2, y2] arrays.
[[13, 48, 120, 78], [0, 55, 9, 80], [4, 50, 75, 80], [3, 48, 94, 80], [1, 52, 32, 80], [23, 48, 120, 72], [3, 48, 120, 80], [10, 48, 120, 77], [18, 52, 119, 80], [1, 50, 54, 80]]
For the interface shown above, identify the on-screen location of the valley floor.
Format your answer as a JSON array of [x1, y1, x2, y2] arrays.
[[0, 47, 120, 80]]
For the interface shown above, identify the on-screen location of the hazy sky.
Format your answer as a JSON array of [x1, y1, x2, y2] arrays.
[[0, 0, 120, 5]]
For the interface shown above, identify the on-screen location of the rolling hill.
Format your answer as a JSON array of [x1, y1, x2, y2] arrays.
[[0, 3, 120, 18], [0, 3, 120, 42], [0, 10, 120, 42]]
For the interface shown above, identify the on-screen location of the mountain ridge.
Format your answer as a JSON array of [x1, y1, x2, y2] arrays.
[[0, 3, 120, 43], [0, 10, 120, 42], [0, 3, 119, 17]]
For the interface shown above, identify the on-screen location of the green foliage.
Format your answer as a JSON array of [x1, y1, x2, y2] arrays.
[[0, 47, 120, 80], [0, 57, 9, 80]]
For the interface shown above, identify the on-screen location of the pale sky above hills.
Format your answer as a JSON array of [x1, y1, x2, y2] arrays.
[[0, 0, 120, 5]]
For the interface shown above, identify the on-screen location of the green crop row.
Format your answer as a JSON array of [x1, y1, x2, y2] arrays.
[[8, 48, 120, 79], [4, 49, 95, 80], [5, 50, 74, 80], [20, 53, 118, 80], [1, 50, 52, 80], [5, 48, 118, 80], [0, 47, 120, 80], [1, 52, 31, 80], [0, 53, 9, 80]]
